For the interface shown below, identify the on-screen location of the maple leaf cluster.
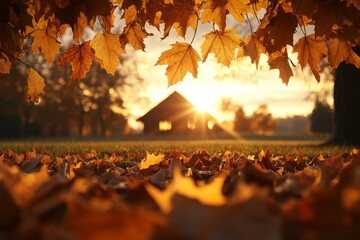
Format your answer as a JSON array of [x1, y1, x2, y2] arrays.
[[1, 148, 360, 239], [0, 0, 360, 101]]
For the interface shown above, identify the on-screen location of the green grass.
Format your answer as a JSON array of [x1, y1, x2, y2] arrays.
[[0, 138, 354, 159]]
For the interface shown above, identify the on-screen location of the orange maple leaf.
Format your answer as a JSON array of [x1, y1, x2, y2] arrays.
[[0, 53, 12, 74], [120, 21, 152, 51], [31, 17, 61, 64], [90, 33, 125, 75], [268, 50, 293, 85], [201, 29, 242, 67], [26, 68, 45, 102], [201, 0, 227, 31], [293, 34, 327, 82], [57, 42, 95, 81], [328, 38, 360, 69], [156, 42, 201, 86], [73, 12, 88, 43], [243, 34, 267, 69]]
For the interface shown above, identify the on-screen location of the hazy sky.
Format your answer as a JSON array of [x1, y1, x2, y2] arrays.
[[121, 24, 333, 129]]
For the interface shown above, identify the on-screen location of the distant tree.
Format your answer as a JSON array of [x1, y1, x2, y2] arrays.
[[310, 99, 334, 134], [234, 107, 251, 132]]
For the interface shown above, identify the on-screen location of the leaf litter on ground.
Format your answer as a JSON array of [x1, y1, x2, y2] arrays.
[[1, 147, 360, 239]]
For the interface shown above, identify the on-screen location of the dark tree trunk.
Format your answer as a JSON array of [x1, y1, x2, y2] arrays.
[[333, 47, 360, 145]]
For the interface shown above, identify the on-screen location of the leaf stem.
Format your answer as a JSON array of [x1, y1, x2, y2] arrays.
[[190, 18, 199, 46], [246, 14, 253, 35], [0, 48, 30, 68]]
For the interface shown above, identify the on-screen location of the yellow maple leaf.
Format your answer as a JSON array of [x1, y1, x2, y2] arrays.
[[90, 33, 125, 75], [120, 21, 152, 51], [226, 0, 252, 23], [0, 53, 12, 74], [57, 41, 95, 81], [328, 38, 360, 69], [139, 152, 165, 170], [243, 34, 267, 68], [145, 164, 227, 213], [156, 42, 201, 86], [123, 5, 137, 24], [31, 17, 61, 64], [201, 0, 227, 31], [293, 34, 327, 82], [201, 29, 242, 66], [26, 68, 45, 102], [268, 50, 293, 85]]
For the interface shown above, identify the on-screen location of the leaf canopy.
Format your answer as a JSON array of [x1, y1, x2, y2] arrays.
[[0, 0, 360, 100]]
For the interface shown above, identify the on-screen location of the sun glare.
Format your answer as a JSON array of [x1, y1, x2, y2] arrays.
[[181, 89, 217, 113]]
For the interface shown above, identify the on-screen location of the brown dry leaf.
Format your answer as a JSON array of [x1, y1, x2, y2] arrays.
[[31, 17, 61, 64], [328, 38, 360, 69], [161, 0, 198, 38], [243, 34, 267, 68], [260, 11, 297, 53], [314, 1, 345, 37], [201, 0, 227, 31], [90, 33, 125, 75], [201, 29, 242, 67], [156, 41, 201, 86], [346, 0, 360, 10], [26, 68, 45, 102], [145, 164, 227, 213], [293, 34, 328, 82], [268, 50, 293, 84], [139, 152, 164, 170], [122, 5, 137, 24], [0, 53, 12, 74], [120, 21, 152, 51], [57, 41, 94, 81]]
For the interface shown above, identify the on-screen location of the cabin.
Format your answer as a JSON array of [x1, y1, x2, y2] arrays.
[[137, 91, 220, 135]]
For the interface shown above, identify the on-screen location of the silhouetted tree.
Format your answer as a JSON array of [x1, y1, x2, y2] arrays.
[[310, 99, 334, 134]]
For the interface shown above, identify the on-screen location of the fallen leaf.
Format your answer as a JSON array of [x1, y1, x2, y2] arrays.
[[139, 152, 164, 170]]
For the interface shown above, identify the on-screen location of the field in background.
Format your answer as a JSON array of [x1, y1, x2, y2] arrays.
[[0, 135, 351, 159]]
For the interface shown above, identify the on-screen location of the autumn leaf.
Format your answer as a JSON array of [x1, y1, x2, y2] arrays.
[[139, 152, 165, 170], [314, 1, 346, 37], [0, 53, 12, 74], [268, 50, 293, 84], [26, 68, 45, 102], [293, 34, 328, 82], [161, 0, 198, 38], [243, 34, 267, 68], [90, 33, 125, 75], [156, 42, 201, 86], [146, 163, 227, 213], [260, 11, 297, 53], [226, 0, 253, 23], [120, 21, 152, 51], [201, 0, 227, 31], [201, 29, 242, 67], [328, 38, 360, 69], [31, 17, 61, 64], [73, 11, 88, 43], [57, 41, 95, 81]]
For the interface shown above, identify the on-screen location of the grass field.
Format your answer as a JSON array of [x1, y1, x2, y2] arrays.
[[0, 136, 353, 159]]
